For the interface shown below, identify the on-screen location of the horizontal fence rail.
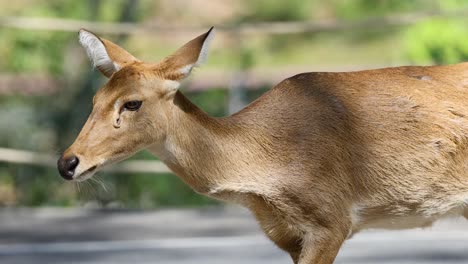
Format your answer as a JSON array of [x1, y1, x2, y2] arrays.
[[0, 147, 171, 174], [1, 9, 468, 36], [5, 66, 388, 95]]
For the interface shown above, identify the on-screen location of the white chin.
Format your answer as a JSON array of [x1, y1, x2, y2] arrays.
[[73, 171, 96, 182]]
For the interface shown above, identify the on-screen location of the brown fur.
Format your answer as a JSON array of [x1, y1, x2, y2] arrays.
[[62, 29, 468, 264]]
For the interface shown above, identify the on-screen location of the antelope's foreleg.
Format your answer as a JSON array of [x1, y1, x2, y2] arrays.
[[297, 227, 348, 264]]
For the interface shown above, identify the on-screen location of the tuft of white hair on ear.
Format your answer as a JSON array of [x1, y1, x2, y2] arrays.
[[78, 29, 120, 76], [179, 64, 195, 76], [163, 79, 181, 93]]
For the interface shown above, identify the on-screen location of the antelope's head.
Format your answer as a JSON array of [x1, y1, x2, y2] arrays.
[[57, 27, 215, 181]]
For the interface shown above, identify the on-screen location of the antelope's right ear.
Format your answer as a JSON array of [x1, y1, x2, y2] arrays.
[[78, 29, 140, 78]]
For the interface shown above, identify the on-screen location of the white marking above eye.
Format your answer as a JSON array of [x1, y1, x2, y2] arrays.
[[114, 100, 120, 109]]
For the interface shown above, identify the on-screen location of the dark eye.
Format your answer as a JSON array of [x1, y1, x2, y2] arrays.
[[123, 100, 142, 111]]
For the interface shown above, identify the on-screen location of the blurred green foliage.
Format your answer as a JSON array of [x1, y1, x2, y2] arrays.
[[1, 0, 468, 208], [334, 0, 433, 20], [240, 0, 315, 22], [406, 19, 468, 64]]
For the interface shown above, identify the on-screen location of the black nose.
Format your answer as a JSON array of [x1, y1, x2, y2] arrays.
[[57, 155, 79, 180]]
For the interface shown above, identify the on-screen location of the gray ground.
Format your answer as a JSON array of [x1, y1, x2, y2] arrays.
[[0, 206, 467, 264]]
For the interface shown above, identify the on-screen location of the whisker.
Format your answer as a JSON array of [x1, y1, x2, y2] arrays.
[[75, 182, 81, 194], [91, 175, 108, 193], [80, 181, 93, 198], [85, 180, 97, 197]]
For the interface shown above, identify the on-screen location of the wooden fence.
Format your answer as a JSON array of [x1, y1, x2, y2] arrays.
[[1, 9, 468, 36], [0, 147, 171, 174]]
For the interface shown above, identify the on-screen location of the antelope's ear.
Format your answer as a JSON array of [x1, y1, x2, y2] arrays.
[[78, 29, 140, 78], [158, 27, 215, 81]]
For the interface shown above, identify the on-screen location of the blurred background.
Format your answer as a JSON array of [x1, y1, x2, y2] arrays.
[[1, 0, 468, 263]]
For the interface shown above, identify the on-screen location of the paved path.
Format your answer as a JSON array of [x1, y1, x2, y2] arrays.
[[0, 207, 467, 263]]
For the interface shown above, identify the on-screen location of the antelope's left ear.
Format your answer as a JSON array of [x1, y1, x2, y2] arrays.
[[79, 29, 140, 78], [158, 27, 215, 81]]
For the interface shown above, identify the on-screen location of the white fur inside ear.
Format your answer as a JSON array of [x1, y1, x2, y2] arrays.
[[163, 80, 180, 92], [176, 28, 215, 77], [79, 30, 120, 76], [196, 28, 215, 66]]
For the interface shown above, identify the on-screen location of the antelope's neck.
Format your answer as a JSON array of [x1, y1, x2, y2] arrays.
[[148, 92, 256, 194]]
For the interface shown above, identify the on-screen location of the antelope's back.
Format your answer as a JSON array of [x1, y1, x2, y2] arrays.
[[240, 63, 468, 203], [310, 64, 468, 199]]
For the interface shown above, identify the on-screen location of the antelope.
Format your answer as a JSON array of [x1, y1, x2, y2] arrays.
[[57, 27, 468, 264]]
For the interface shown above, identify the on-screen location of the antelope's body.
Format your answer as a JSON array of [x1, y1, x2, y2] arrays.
[[58, 28, 468, 263]]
